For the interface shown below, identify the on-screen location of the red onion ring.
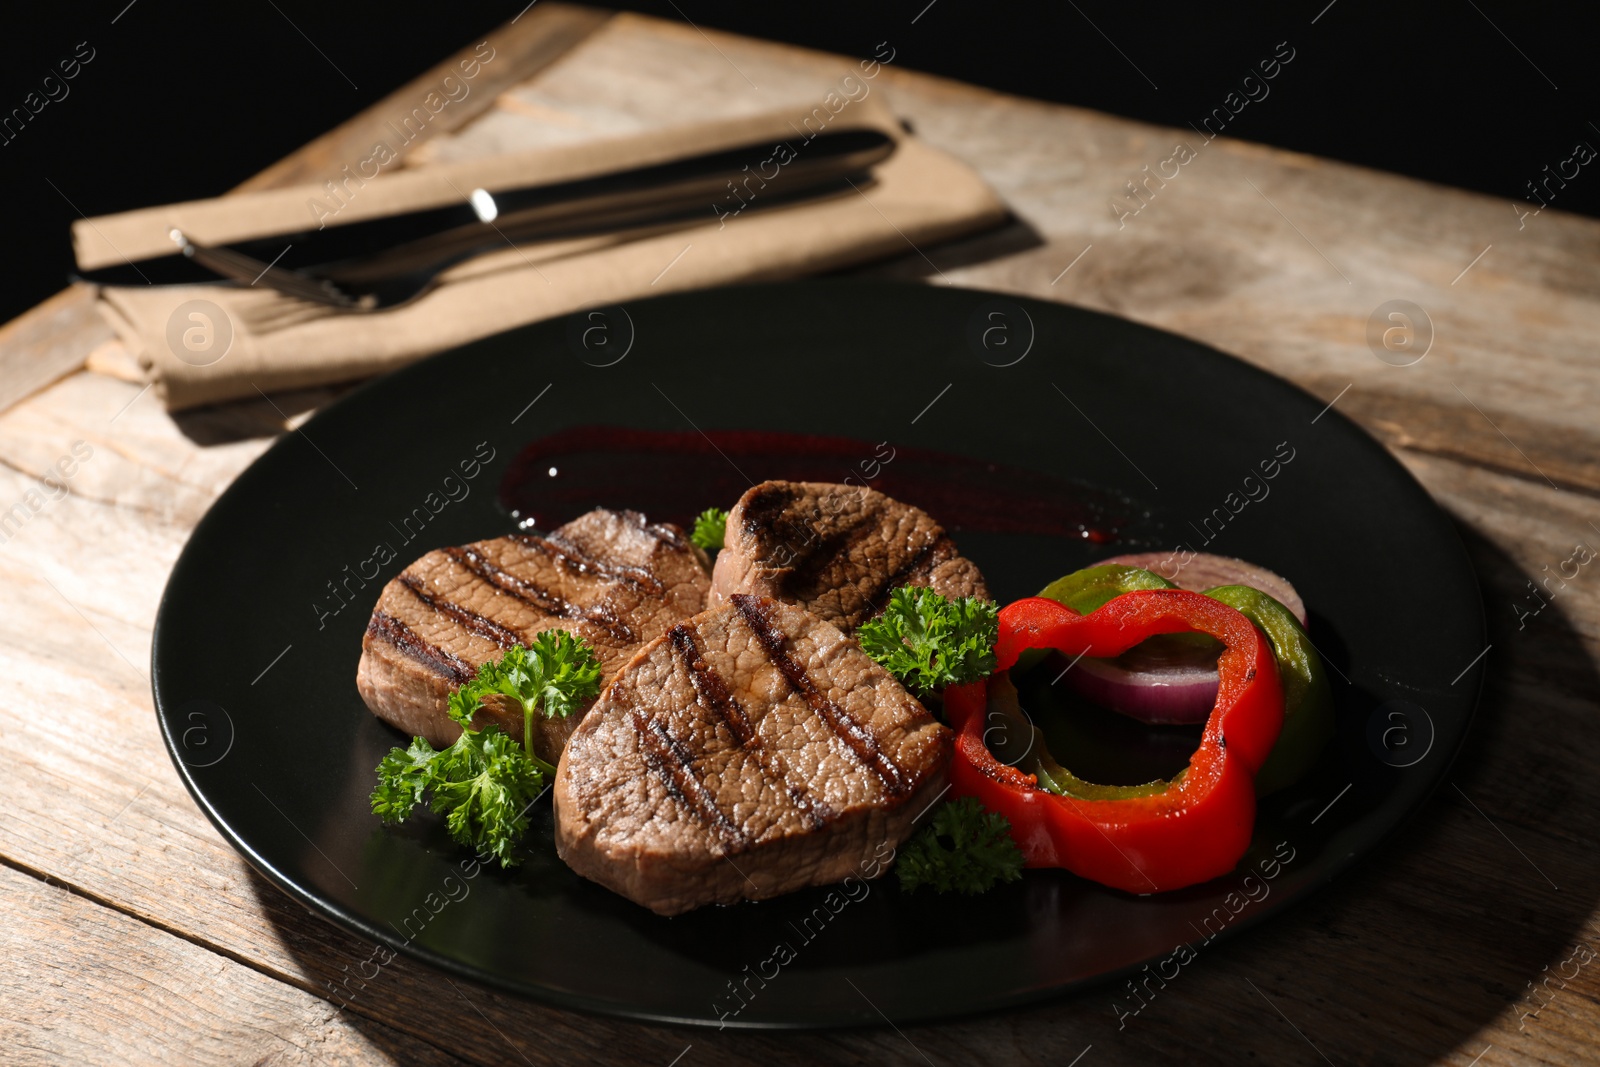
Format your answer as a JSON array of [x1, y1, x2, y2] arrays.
[[1057, 553, 1304, 724]]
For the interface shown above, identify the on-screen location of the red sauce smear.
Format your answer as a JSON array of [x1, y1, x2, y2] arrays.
[[499, 426, 1132, 541]]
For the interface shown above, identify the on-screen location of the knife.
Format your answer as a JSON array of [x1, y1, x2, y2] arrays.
[[77, 128, 896, 290]]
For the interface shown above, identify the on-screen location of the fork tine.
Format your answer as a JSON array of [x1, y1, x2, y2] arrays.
[[205, 246, 358, 307], [239, 295, 345, 333], [171, 230, 359, 309]]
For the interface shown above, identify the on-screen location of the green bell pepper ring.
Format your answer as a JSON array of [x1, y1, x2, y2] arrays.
[[1199, 584, 1333, 795], [1031, 565, 1333, 794], [1016, 565, 1179, 671], [980, 673, 1171, 800], [1037, 564, 1178, 613]]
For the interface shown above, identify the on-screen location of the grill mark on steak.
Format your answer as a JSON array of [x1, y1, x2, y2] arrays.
[[713, 481, 991, 635], [511, 533, 664, 594], [667, 626, 756, 743], [445, 545, 636, 642], [739, 485, 879, 580], [667, 624, 833, 831], [397, 573, 524, 650], [737, 483, 943, 605], [629, 708, 751, 851], [782, 515, 886, 597], [729, 594, 917, 797], [737, 483, 800, 542], [366, 610, 474, 686], [864, 538, 951, 612]]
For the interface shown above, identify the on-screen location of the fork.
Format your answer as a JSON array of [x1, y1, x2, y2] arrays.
[[175, 129, 896, 322]]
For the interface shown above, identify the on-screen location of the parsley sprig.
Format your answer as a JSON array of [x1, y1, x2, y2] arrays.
[[447, 631, 602, 767], [690, 507, 728, 552], [896, 797, 1024, 895], [857, 586, 998, 692], [371, 631, 602, 867], [372, 727, 544, 867]]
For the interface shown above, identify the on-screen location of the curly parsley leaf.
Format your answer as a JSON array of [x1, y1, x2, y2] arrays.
[[896, 797, 1024, 895], [429, 726, 544, 867], [857, 586, 998, 692], [371, 725, 545, 868], [373, 632, 600, 867], [371, 736, 439, 825], [690, 507, 728, 552], [446, 631, 602, 754]]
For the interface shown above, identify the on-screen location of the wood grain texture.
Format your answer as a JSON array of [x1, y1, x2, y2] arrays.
[[0, 6, 1597, 1066], [0, 284, 110, 416], [0, 863, 473, 1067]]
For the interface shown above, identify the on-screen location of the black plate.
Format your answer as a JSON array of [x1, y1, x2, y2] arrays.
[[153, 280, 1484, 1029]]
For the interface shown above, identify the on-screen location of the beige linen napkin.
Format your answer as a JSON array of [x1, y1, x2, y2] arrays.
[[90, 99, 1007, 410]]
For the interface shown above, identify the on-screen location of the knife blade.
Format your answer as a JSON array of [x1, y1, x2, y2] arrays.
[[77, 128, 896, 289]]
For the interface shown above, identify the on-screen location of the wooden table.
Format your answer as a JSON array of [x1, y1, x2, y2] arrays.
[[3, 6, 1597, 1064]]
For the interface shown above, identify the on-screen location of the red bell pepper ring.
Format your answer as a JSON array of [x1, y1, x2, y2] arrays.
[[948, 589, 1284, 893]]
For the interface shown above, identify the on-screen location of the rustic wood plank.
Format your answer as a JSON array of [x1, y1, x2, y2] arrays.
[[1335, 381, 1600, 499], [1, 9, 1599, 1066], [0, 284, 110, 416], [0, 863, 474, 1067]]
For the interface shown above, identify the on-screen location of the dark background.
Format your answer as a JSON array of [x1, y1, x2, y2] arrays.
[[2, 0, 1594, 326]]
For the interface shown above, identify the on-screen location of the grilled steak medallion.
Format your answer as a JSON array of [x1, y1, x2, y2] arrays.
[[711, 480, 989, 631], [356, 509, 710, 762], [554, 595, 951, 915]]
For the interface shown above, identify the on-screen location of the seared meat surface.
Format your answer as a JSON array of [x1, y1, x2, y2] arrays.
[[356, 509, 710, 763], [711, 480, 989, 631], [554, 595, 950, 915]]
